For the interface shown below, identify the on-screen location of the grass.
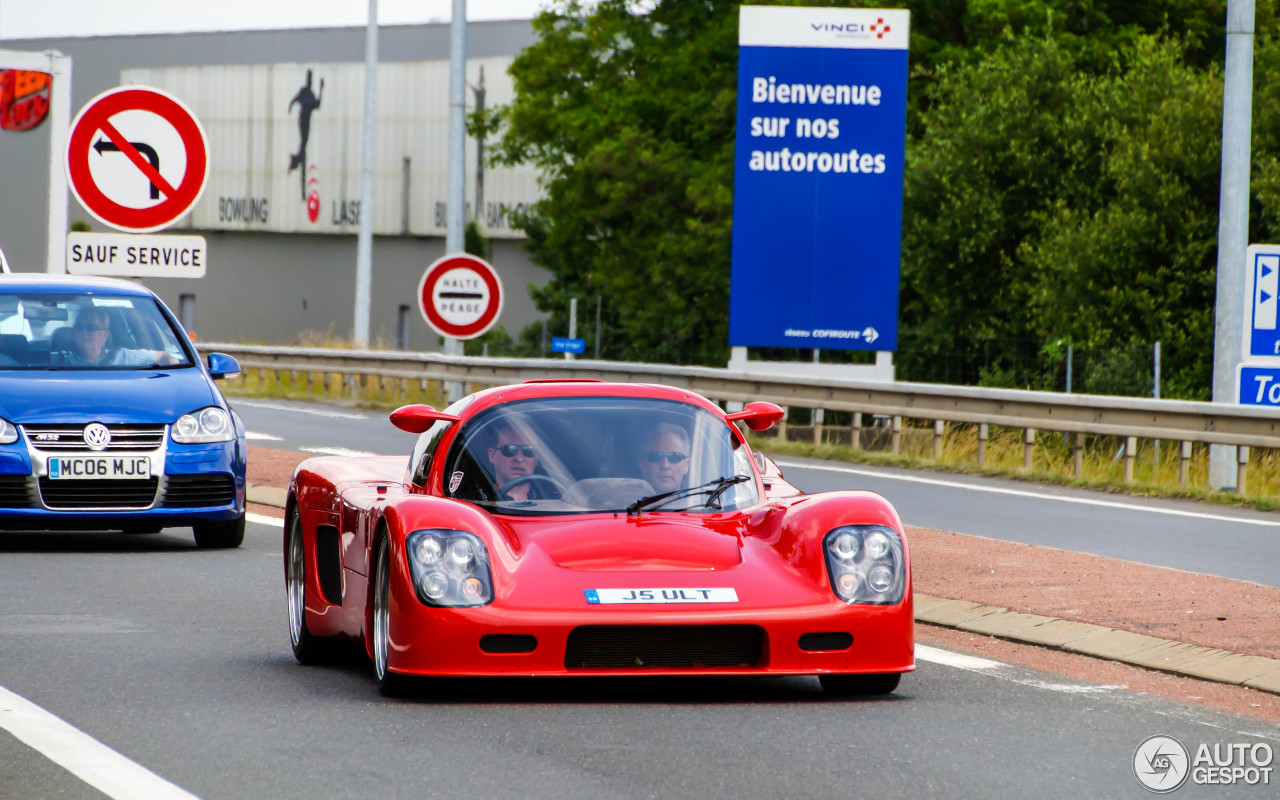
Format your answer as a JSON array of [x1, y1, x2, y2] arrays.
[[220, 367, 449, 411]]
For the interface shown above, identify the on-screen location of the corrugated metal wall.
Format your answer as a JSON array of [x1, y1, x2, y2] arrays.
[[123, 57, 537, 238]]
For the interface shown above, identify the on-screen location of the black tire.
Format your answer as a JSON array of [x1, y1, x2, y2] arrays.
[[286, 510, 337, 665], [193, 513, 245, 548], [372, 535, 414, 697], [819, 672, 901, 697]]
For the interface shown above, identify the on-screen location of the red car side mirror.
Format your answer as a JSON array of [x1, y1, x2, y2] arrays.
[[725, 401, 786, 432], [389, 404, 461, 434]]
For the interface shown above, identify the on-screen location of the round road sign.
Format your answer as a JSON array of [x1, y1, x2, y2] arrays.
[[65, 85, 209, 233], [417, 253, 504, 340]]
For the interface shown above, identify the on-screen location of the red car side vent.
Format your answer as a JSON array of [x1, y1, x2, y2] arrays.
[[523, 378, 604, 383]]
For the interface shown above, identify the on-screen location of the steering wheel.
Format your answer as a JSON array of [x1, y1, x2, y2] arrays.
[[501, 474, 567, 498]]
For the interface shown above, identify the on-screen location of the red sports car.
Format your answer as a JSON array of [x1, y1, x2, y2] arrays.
[[284, 380, 914, 696]]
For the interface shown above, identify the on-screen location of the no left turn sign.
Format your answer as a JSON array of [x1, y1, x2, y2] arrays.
[[418, 253, 504, 340], [65, 86, 209, 233]]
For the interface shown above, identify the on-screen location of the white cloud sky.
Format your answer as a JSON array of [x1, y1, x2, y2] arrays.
[[0, 0, 554, 40]]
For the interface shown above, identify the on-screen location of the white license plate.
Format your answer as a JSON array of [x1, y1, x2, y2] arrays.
[[48, 456, 150, 480], [585, 588, 739, 604]]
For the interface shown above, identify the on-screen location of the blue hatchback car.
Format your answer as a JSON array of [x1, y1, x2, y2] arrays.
[[0, 274, 247, 547]]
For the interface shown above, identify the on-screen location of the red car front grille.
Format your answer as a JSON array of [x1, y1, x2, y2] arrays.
[[564, 625, 764, 669]]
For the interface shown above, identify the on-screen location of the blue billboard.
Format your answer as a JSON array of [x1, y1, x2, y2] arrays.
[[729, 6, 909, 352]]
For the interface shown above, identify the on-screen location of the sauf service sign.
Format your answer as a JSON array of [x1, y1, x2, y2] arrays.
[[729, 6, 909, 352]]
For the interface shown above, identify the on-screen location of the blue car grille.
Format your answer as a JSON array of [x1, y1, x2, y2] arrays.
[[0, 476, 35, 508], [162, 474, 235, 507], [23, 424, 165, 453], [38, 478, 159, 509]]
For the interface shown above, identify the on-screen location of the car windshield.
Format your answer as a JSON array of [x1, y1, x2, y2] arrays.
[[443, 396, 760, 516], [0, 292, 192, 370]]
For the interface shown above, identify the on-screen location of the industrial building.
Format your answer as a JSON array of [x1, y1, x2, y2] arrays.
[[0, 20, 547, 348]]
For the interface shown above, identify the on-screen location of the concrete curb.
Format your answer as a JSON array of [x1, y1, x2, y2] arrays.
[[247, 485, 288, 508], [916, 593, 1280, 697], [247, 486, 1280, 697]]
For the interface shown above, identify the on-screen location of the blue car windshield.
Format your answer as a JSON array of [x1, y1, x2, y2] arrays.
[[0, 292, 193, 370], [442, 396, 760, 516]]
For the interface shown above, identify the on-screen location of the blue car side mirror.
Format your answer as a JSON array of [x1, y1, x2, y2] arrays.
[[206, 353, 241, 380]]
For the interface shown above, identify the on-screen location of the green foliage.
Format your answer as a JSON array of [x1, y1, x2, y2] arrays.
[[901, 34, 1226, 397], [69, 219, 92, 232], [493, 0, 740, 365], [491, 0, 1280, 397], [464, 219, 490, 260]]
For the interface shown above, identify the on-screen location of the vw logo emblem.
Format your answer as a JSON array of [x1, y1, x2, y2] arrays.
[[83, 423, 111, 451]]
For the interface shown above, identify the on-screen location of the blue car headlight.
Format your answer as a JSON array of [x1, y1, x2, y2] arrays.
[[824, 525, 906, 604], [0, 418, 16, 445], [171, 407, 233, 444], [405, 529, 493, 607]]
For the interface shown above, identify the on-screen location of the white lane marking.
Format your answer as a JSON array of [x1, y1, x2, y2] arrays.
[[0, 616, 148, 635], [244, 431, 283, 441], [0, 685, 200, 800], [246, 512, 283, 527], [301, 446, 381, 458], [919, 645, 1280, 742], [778, 460, 1280, 528], [915, 644, 1000, 671], [232, 400, 367, 420], [916, 644, 1121, 695]]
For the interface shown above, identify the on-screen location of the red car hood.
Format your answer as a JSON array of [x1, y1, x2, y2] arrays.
[[507, 514, 745, 572]]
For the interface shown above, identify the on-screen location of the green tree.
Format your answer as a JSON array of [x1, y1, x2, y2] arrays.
[[491, 0, 1264, 391]]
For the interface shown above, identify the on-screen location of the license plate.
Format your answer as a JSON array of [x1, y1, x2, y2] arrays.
[[584, 588, 739, 604], [47, 456, 150, 480]]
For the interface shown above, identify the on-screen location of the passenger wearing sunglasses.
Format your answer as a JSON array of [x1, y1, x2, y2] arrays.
[[638, 423, 691, 493], [486, 421, 557, 502], [65, 309, 177, 368]]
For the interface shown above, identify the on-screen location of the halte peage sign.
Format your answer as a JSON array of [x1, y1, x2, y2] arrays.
[[729, 6, 909, 352]]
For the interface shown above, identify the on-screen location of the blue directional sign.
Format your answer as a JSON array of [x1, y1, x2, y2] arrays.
[[729, 6, 909, 352], [1244, 245, 1280, 363], [550, 337, 585, 354], [1238, 365, 1280, 406]]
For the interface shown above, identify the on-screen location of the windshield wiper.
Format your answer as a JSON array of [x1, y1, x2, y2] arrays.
[[626, 475, 751, 516]]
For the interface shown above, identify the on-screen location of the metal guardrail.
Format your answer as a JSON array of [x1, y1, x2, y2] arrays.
[[198, 342, 1280, 492]]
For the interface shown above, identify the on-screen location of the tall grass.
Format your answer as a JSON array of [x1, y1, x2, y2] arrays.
[[220, 367, 448, 411]]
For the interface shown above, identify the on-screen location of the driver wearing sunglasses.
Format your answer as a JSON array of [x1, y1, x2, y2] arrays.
[[487, 421, 557, 502], [66, 308, 177, 368], [638, 422, 691, 493]]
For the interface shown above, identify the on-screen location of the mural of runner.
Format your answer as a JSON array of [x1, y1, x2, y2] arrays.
[[287, 69, 324, 201]]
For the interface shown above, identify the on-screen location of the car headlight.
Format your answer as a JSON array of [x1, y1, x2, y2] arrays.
[[171, 406, 233, 444], [405, 529, 493, 607], [0, 418, 17, 445], [824, 525, 905, 604]]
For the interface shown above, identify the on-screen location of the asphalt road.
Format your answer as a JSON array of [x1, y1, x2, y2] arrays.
[[1, 516, 1277, 799], [233, 398, 1280, 587]]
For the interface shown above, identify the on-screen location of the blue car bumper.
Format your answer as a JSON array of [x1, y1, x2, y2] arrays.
[[0, 437, 245, 531]]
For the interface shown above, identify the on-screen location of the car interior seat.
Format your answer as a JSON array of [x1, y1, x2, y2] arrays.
[[0, 334, 29, 365], [50, 326, 75, 358]]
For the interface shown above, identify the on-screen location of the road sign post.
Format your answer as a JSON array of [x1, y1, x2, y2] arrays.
[[63, 85, 210, 279], [417, 253, 503, 341], [551, 337, 585, 355], [66, 86, 209, 234]]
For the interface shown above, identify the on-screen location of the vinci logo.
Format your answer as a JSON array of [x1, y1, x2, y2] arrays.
[[812, 22, 866, 33], [0, 70, 50, 131], [869, 18, 892, 39]]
